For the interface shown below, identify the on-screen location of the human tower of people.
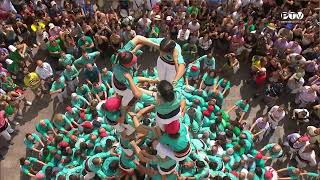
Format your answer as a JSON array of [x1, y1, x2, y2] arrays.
[[15, 36, 318, 179]]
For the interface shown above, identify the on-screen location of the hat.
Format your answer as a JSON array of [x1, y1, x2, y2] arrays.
[[51, 1, 57, 6], [191, 66, 198, 72], [267, 23, 276, 30], [265, 171, 273, 179], [8, 45, 17, 52], [71, 93, 77, 99], [100, 132, 107, 138], [5, 59, 13, 65], [208, 105, 214, 112], [79, 112, 86, 119], [35, 173, 45, 179], [58, 141, 69, 148], [164, 120, 180, 135], [203, 110, 211, 117], [231, 171, 239, 177], [82, 121, 93, 129], [166, 16, 173, 21], [299, 135, 310, 142], [255, 152, 263, 159], [117, 51, 137, 68], [104, 96, 121, 112], [48, 23, 55, 29], [154, 15, 161, 21], [66, 106, 73, 113]]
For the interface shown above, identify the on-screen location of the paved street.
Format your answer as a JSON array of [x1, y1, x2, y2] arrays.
[[0, 49, 308, 180]]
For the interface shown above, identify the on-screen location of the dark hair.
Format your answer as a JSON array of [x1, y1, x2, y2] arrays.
[[80, 142, 87, 150], [69, 175, 80, 180], [87, 143, 94, 149], [117, 51, 134, 65], [255, 167, 263, 177], [54, 136, 63, 144], [25, 133, 32, 139], [19, 157, 26, 165], [222, 177, 231, 180], [57, 175, 66, 180], [209, 161, 218, 170], [109, 160, 119, 171], [196, 160, 206, 168], [105, 139, 113, 148], [45, 166, 53, 177], [160, 38, 176, 53], [157, 80, 174, 102], [226, 130, 233, 139], [95, 146, 103, 153]]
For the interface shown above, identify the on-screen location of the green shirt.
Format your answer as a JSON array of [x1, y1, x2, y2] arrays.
[[35, 119, 53, 137], [112, 64, 133, 88], [47, 39, 62, 54], [217, 78, 231, 90], [77, 36, 94, 52], [86, 152, 111, 178], [74, 51, 100, 66], [196, 55, 216, 70], [59, 54, 74, 67], [71, 95, 88, 109], [156, 91, 183, 115], [50, 76, 66, 91], [159, 124, 189, 152], [202, 73, 217, 86], [120, 152, 137, 169], [235, 100, 250, 112], [23, 133, 41, 149], [101, 71, 113, 85], [63, 65, 79, 81], [186, 61, 201, 78], [92, 83, 107, 95], [76, 84, 91, 96], [102, 156, 120, 177]]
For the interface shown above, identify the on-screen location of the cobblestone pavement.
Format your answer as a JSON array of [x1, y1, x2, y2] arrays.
[[0, 49, 308, 180]]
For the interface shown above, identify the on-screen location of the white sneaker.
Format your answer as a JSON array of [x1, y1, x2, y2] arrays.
[[26, 101, 32, 106], [7, 129, 14, 134]]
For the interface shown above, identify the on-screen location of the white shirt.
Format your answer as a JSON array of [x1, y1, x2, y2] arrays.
[[188, 22, 200, 33], [287, 74, 304, 93], [255, 117, 270, 131], [268, 106, 285, 121], [177, 29, 190, 41], [36, 62, 53, 79], [298, 86, 317, 103], [198, 37, 212, 50]]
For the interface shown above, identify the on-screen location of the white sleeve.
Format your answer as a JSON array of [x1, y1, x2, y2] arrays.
[[185, 29, 190, 40]]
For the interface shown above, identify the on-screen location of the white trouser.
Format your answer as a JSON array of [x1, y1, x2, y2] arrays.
[[57, 88, 68, 103], [0, 123, 14, 141], [268, 115, 279, 129], [84, 171, 96, 180], [157, 57, 176, 83], [256, 129, 268, 142], [66, 77, 79, 92], [111, 76, 134, 106], [155, 112, 181, 131]]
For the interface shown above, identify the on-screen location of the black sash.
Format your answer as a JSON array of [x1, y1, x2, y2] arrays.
[[157, 106, 180, 119]]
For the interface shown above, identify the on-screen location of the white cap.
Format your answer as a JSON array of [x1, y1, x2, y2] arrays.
[[71, 93, 77, 99], [5, 59, 13, 65], [166, 16, 172, 21], [8, 45, 17, 52], [48, 23, 55, 29], [51, 1, 56, 6]]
